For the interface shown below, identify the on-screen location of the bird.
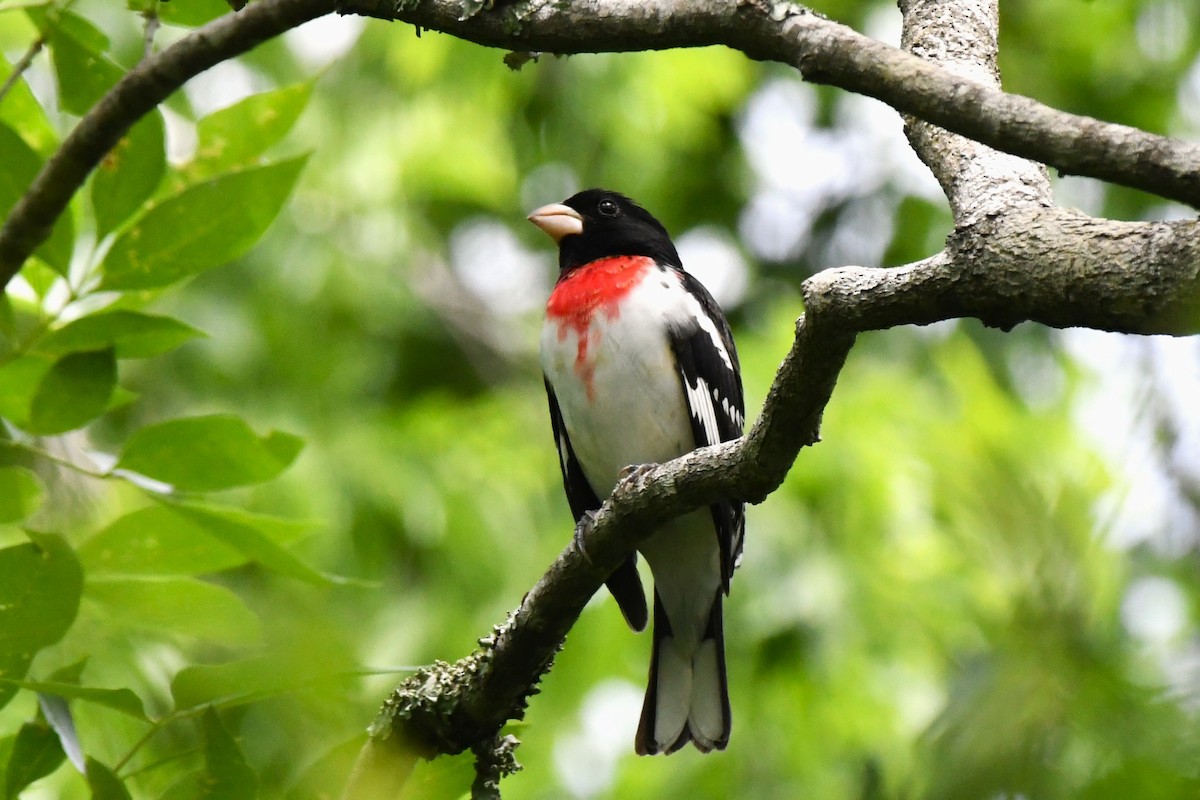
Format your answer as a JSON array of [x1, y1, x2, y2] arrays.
[[528, 189, 745, 755]]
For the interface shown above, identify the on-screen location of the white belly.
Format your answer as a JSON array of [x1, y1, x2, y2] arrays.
[[541, 271, 695, 496]]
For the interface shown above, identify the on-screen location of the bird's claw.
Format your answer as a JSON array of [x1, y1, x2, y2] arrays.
[[573, 465, 656, 565], [573, 509, 600, 565], [618, 463, 657, 489]]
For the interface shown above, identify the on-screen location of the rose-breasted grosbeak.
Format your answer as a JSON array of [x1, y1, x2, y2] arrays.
[[529, 189, 745, 755]]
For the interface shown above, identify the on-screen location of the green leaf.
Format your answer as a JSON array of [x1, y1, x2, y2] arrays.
[[198, 707, 257, 800], [85, 757, 132, 800], [100, 157, 308, 291], [93, 111, 166, 237], [152, 0, 230, 27], [85, 577, 260, 645], [29, 8, 109, 55], [40, 310, 203, 359], [0, 121, 74, 275], [0, 1, 56, 12], [171, 629, 357, 712], [47, 658, 87, 685], [0, 293, 14, 343], [4, 721, 64, 799], [0, 532, 82, 648], [27, 348, 116, 435], [79, 502, 327, 582], [0, 355, 50, 427], [15, 259, 58, 300], [169, 502, 329, 584], [0, 735, 11, 792], [106, 385, 138, 414], [171, 658, 290, 712], [157, 769, 206, 800], [0, 54, 57, 155], [191, 83, 313, 177], [42, 15, 120, 116], [0, 466, 44, 523], [0, 680, 147, 721], [261, 429, 304, 466], [40, 11, 160, 237], [79, 505, 248, 577], [0, 532, 82, 711], [116, 415, 304, 492], [181, 504, 312, 547], [0, 349, 127, 431]]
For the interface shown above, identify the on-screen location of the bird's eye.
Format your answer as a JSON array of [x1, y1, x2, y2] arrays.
[[597, 199, 620, 217]]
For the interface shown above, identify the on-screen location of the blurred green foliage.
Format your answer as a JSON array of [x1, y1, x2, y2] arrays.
[[1, 0, 1199, 797]]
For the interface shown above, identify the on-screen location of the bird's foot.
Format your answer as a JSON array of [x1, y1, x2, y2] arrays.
[[572, 509, 600, 565], [617, 463, 657, 489]]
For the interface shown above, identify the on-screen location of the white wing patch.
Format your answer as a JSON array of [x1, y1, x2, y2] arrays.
[[557, 431, 571, 475], [714, 386, 744, 431], [685, 374, 722, 447]]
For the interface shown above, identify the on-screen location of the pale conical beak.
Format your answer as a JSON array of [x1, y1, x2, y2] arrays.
[[527, 203, 583, 243]]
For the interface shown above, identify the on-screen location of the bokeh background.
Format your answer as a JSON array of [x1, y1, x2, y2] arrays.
[[3, 0, 1200, 797]]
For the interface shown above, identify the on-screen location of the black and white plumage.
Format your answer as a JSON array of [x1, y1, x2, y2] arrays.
[[529, 189, 745, 755]]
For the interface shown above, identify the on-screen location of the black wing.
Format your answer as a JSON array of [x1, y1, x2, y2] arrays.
[[544, 379, 648, 631], [667, 271, 746, 592]]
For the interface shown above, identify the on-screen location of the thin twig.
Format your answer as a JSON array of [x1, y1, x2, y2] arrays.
[[0, 36, 46, 107], [3, 440, 111, 481], [0, 0, 84, 107], [141, 3, 161, 61]]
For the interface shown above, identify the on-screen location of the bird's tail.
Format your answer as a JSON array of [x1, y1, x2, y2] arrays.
[[634, 591, 730, 755]]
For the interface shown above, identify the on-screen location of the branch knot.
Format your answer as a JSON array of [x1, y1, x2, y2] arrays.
[[471, 734, 523, 800]]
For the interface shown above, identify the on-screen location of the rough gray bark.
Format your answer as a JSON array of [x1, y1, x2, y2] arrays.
[[3, 0, 1200, 286]]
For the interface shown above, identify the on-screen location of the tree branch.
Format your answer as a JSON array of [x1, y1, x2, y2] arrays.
[[0, 35, 46, 107], [3, 0, 1200, 289], [898, 0, 1052, 222], [340, 0, 1200, 207]]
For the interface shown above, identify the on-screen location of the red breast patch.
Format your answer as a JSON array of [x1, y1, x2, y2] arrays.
[[546, 256, 655, 400]]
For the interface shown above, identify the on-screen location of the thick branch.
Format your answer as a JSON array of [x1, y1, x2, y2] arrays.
[[341, 0, 1200, 207], [899, 0, 1051, 222], [808, 216, 1200, 335], [3, 0, 1200, 288]]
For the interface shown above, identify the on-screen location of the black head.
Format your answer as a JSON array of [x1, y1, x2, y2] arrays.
[[528, 188, 681, 272]]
